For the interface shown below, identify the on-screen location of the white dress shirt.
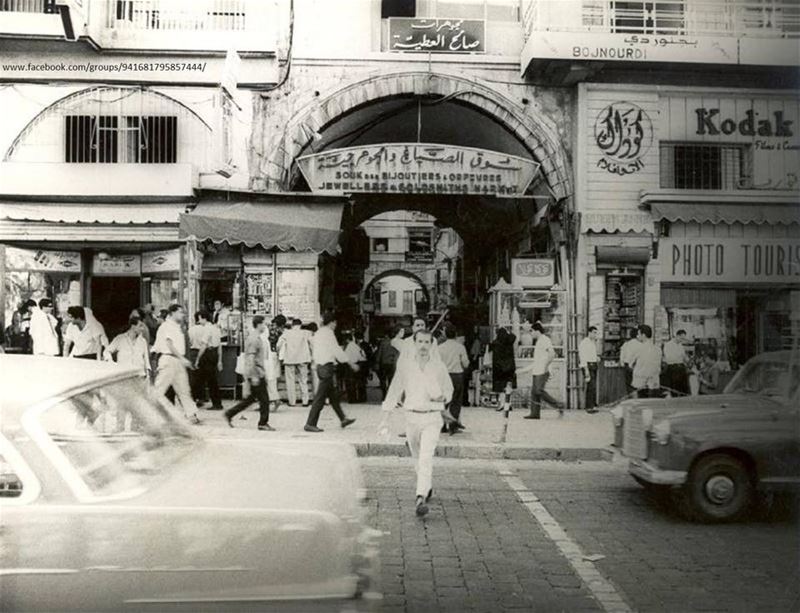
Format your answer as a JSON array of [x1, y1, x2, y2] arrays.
[[187, 323, 211, 350], [311, 326, 350, 366], [530, 334, 555, 376], [152, 319, 185, 357], [619, 338, 641, 367], [382, 355, 454, 413], [67, 321, 105, 357], [345, 340, 366, 364], [663, 339, 686, 365], [578, 337, 599, 369], [438, 339, 469, 374], [106, 331, 150, 376], [29, 307, 59, 356]]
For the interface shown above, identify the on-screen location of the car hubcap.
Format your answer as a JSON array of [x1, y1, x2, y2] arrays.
[[705, 475, 735, 504]]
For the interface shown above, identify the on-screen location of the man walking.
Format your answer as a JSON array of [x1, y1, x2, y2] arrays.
[[631, 324, 662, 398], [187, 310, 211, 407], [152, 304, 200, 424], [224, 316, 274, 431], [105, 314, 151, 378], [663, 329, 689, 395], [29, 298, 59, 356], [523, 322, 564, 419], [64, 306, 104, 360], [378, 329, 454, 517], [437, 323, 469, 435], [304, 312, 358, 433], [278, 318, 312, 407], [579, 326, 600, 413]]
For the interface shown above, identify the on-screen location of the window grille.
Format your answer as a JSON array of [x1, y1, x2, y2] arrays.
[[403, 290, 414, 313], [660, 143, 748, 190], [611, 1, 685, 34], [65, 115, 177, 163]]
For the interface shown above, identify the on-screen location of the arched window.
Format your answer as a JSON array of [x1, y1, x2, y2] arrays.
[[5, 86, 213, 166]]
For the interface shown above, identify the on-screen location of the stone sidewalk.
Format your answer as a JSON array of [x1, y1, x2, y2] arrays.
[[195, 399, 614, 461]]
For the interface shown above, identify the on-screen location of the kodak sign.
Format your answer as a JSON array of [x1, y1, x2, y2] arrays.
[[695, 109, 793, 137]]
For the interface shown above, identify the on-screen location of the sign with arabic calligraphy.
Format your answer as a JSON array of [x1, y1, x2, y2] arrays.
[[594, 102, 653, 176], [298, 144, 539, 198], [5, 246, 82, 272], [389, 18, 484, 53], [511, 258, 555, 289], [142, 248, 181, 273]]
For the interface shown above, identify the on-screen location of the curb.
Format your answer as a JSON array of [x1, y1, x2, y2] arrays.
[[354, 442, 613, 462]]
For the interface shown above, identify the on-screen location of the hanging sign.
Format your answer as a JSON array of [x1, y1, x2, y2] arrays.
[[5, 246, 81, 272], [142, 248, 181, 273], [511, 258, 555, 288], [388, 18, 484, 53], [93, 253, 141, 276], [659, 238, 800, 284], [298, 144, 539, 198]]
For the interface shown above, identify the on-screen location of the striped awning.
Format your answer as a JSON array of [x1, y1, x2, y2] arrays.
[[651, 203, 800, 226], [0, 202, 187, 225]]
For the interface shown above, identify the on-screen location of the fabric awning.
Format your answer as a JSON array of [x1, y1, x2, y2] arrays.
[[179, 198, 346, 254], [0, 202, 187, 224], [651, 203, 800, 225]]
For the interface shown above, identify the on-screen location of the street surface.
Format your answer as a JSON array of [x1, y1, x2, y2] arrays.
[[362, 457, 800, 613]]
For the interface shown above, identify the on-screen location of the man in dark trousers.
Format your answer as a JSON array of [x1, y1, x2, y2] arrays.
[[304, 311, 358, 433], [224, 316, 274, 431]]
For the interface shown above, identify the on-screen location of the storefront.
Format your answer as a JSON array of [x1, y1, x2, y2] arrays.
[[576, 84, 800, 403]]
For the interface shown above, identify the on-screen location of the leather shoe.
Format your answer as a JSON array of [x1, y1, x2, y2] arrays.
[[523, 414, 538, 419], [223, 412, 233, 427], [304, 424, 324, 433], [341, 417, 356, 429], [258, 424, 276, 431], [415, 496, 429, 517]]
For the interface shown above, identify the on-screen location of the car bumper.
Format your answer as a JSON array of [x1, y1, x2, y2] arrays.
[[629, 459, 687, 486]]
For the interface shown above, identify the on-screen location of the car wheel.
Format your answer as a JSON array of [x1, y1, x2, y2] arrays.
[[684, 454, 754, 522]]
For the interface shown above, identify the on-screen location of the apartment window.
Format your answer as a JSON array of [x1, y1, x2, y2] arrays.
[[408, 228, 433, 253], [403, 290, 414, 313], [660, 143, 748, 190], [388, 290, 397, 308], [65, 115, 177, 164], [382, 0, 415, 18], [612, 1, 684, 34], [373, 238, 389, 252]]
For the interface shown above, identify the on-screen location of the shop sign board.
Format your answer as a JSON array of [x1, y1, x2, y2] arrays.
[[388, 18, 484, 53], [5, 246, 81, 272], [594, 101, 654, 176], [92, 254, 141, 276], [277, 268, 317, 322], [297, 144, 539, 198], [405, 251, 434, 264], [511, 258, 555, 288], [659, 238, 800, 284], [142, 248, 181, 273]]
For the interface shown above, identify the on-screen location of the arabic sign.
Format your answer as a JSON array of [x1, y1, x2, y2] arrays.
[[522, 31, 737, 68], [5, 246, 82, 272], [658, 238, 800, 284], [298, 144, 539, 198], [93, 253, 141, 276], [142, 248, 181, 273], [594, 102, 653, 176], [511, 258, 555, 288], [389, 18, 484, 53]]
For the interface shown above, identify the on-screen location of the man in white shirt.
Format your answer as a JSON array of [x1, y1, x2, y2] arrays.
[[631, 324, 662, 398], [188, 310, 222, 410], [304, 312, 358, 433], [437, 323, 470, 435], [662, 329, 689, 396], [29, 298, 59, 356], [64, 306, 104, 360], [619, 329, 641, 393], [212, 300, 230, 343], [378, 329, 454, 517], [152, 304, 200, 424], [578, 326, 600, 413], [521, 322, 564, 419], [277, 318, 312, 406], [399, 316, 439, 363], [105, 314, 150, 378]]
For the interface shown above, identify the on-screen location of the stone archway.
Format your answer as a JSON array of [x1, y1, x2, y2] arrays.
[[260, 69, 572, 201], [362, 268, 430, 306]]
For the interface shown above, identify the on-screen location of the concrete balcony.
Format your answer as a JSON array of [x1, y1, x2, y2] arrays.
[[522, 0, 800, 79], [95, 0, 276, 54], [0, 162, 196, 198], [0, 0, 73, 39]]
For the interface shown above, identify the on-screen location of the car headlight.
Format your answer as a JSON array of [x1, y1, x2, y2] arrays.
[[610, 406, 624, 427], [651, 420, 671, 445]]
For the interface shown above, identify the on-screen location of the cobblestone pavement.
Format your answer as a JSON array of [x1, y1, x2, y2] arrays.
[[362, 458, 800, 613]]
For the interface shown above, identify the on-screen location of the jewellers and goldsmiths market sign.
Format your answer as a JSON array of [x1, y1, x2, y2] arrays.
[[298, 144, 540, 198]]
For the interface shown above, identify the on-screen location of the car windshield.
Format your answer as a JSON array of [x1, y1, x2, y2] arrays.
[[37, 377, 196, 498], [724, 358, 800, 399]]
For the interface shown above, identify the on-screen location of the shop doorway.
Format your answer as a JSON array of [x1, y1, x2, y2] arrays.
[[91, 276, 141, 339]]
